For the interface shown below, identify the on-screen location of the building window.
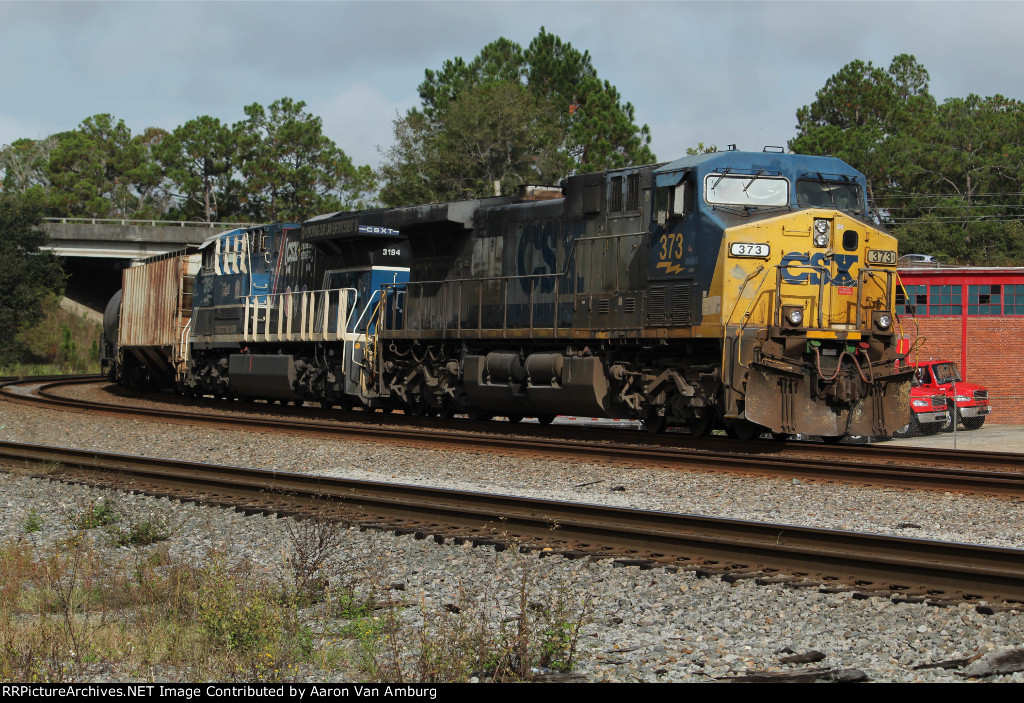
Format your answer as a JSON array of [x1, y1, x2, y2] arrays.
[[896, 284, 928, 316], [928, 284, 961, 315], [1004, 284, 1024, 315], [968, 284, 1002, 315]]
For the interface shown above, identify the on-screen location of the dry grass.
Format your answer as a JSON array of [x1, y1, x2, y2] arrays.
[[0, 497, 593, 683]]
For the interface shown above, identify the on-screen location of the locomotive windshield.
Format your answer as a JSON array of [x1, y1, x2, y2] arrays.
[[796, 178, 863, 214], [704, 174, 789, 208]]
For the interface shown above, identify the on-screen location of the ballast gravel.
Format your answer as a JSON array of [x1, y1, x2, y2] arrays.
[[1, 391, 1023, 682]]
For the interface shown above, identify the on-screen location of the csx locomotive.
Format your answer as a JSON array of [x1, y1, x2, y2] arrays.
[[103, 148, 912, 439]]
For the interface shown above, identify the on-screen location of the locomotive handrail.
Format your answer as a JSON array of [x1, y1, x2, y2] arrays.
[[242, 287, 356, 343], [855, 266, 897, 336], [725, 263, 778, 371]]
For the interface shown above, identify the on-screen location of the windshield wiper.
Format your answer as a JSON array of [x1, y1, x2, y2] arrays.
[[710, 168, 732, 190], [743, 169, 765, 193]]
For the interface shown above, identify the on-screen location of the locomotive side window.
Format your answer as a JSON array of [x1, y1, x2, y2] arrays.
[[705, 174, 788, 207], [654, 177, 693, 224]]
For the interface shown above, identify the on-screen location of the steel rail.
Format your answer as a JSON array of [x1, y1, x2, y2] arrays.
[[7, 378, 1024, 497], [1, 439, 1023, 603]]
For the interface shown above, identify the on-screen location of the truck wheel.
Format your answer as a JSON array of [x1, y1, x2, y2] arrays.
[[940, 404, 957, 432], [962, 416, 985, 430], [893, 414, 920, 438]]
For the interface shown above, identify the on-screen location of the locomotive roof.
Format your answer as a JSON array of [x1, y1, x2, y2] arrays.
[[654, 150, 866, 186]]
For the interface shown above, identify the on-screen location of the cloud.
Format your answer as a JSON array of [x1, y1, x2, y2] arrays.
[[313, 82, 419, 169]]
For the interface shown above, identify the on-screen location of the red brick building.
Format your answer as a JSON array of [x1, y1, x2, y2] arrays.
[[896, 266, 1024, 423]]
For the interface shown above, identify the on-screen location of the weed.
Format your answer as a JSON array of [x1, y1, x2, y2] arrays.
[[105, 514, 173, 547], [71, 498, 120, 530], [326, 580, 378, 620], [196, 558, 284, 653], [361, 554, 594, 683], [23, 509, 43, 534], [0, 296, 102, 375], [284, 513, 347, 607]]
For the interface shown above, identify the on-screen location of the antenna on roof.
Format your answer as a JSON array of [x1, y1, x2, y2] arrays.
[[726, 144, 737, 151]]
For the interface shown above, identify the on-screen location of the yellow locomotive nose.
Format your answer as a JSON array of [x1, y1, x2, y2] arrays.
[[715, 209, 907, 437]]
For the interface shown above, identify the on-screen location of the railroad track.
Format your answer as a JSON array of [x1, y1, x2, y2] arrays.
[[1, 439, 1023, 606], [5, 376, 1024, 497]]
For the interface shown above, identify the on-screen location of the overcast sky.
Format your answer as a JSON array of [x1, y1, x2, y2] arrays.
[[3, 0, 1023, 172]]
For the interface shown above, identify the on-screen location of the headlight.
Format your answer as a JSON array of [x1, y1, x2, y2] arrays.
[[876, 314, 892, 330], [912, 400, 928, 407], [787, 308, 804, 326], [955, 395, 971, 402], [813, 219, 830, 247]]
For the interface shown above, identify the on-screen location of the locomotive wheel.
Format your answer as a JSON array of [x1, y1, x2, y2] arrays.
[[536, 415, 556, 426], [641, 414, 667, 434], [467, 408, 493, 422], [408, 401, 428, 418], [506, 414, 524, 424], [437, 403, 456, 419], [725, 419, 761, 441], [689, 413, 713, 438], [962, 416, 985, 430]]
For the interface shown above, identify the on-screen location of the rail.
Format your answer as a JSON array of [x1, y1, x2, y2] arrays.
[[3, 436, 1024, 603]]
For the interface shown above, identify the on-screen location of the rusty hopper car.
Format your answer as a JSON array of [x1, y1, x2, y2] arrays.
[[112, 249, 201, 389], [363, 149, 911, 439]]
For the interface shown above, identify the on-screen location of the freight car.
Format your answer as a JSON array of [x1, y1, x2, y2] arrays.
[[105, 148, 912, 439]]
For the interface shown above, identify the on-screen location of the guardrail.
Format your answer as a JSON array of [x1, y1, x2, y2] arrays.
[[43, 217, 256, 228]]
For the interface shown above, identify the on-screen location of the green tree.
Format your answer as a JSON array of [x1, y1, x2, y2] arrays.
[[380, 82, 562, 204], [0, 136, 58, 212], [46, 114, 169, 219], [888, 94, 1024, 264], [0, 194, 65, 359], [790, 53, 935, 196], [380, 28, 654, 206], [156, 115, 243, 222], [236, 98, 374, 222], [790, 54, 1024, 265]]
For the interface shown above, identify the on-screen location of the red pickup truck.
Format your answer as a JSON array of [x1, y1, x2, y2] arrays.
[[908, 360, 991, 431]]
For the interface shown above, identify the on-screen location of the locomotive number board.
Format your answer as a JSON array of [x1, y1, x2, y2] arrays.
[[729, 242, 770, 258], [866, 249, 897, 265]]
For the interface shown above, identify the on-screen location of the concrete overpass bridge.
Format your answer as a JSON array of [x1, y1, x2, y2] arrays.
[[41, 217, 254, 313], [42, 217, 252, 260]]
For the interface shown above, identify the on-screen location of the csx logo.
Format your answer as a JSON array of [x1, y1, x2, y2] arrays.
[[781, 253, 858, 286]]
